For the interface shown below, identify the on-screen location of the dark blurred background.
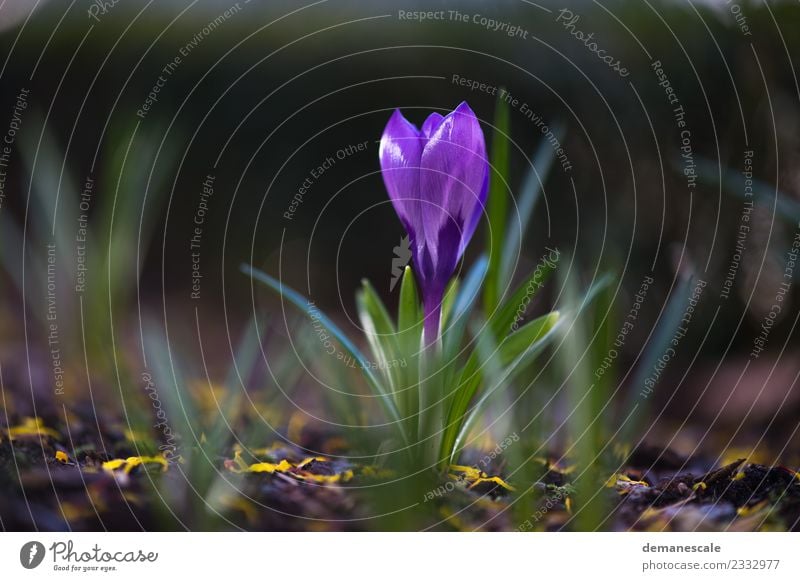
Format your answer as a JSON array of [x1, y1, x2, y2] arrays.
[[1, 0, 799, 445]]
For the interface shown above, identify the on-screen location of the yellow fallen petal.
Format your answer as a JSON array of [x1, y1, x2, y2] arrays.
[[449, 465, 485, 480], [298, 469, 354, 484], [607, 473, 649, 494], [55, 450, 69, 463], [737, 501, 768, 517], [102, 459, 128, 472], [102, 455, 168, 474], [247, 459, 292, 473], [297, 456, 328, 468], [7, 417, 60, 440], [122, 456, 163, 474], [468, 476, 515, 492]]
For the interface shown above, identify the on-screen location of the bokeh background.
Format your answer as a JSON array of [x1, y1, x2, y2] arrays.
[[1, 0, 799, 494]]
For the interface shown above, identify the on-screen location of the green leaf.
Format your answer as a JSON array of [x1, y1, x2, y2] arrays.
[[491, 254, 558, 339], [357, 279, 403, 400], [621, 272, 694, 443], [441, 277, 460, 328], [556, 271, 608, 531], [499, 123, 564, 287], [443, 255, 488, 359], [359, 279, 396, 335], [241, 264, 405, 440], [397, 266, 420, 335], [497, 311, 560, 366], [446, 322, 503, 469], [694, 156, 800, 223], [442, 312, 561, 467], [484, 93, 511, 312], [205, 317, 264, 456], [440, 270, 611, 467], [396, 266, 421, 434]]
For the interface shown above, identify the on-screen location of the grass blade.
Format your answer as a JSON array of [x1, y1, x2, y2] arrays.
[[241, 263, 405, 439], [445, 312, 562, 467], [397, 265, 420, 335], [484, 94, 511, 312], [499, 123, 564, 287], [491, 255, 558, 339], [443, 255, 488, 359], [694, 156, 800, 223]]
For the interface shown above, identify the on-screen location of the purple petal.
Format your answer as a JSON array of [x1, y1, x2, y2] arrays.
[[421, 112, 444, 139], [419, 101, 488, 260], [459, 168, 489, 256], [418, 218, 461, 342], [379, 109, 423, 240]]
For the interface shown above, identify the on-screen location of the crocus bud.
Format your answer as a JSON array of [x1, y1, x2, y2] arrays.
[[379, 102, 488, 344]]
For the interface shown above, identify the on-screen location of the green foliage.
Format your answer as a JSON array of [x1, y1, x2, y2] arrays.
[[484, 94, 511, 313], [499, 122, 565, 290], [242, 92, 576, 474]]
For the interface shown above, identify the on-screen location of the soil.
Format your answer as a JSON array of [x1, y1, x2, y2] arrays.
[[1, 415, 798, 531]]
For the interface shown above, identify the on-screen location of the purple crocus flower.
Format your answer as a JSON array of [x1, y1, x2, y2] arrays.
[[379, 102, 488, 344]]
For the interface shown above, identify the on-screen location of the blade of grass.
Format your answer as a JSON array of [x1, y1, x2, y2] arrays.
[[491, 256, 558, 339], [397, 266, 421, 436], [484, 93, 511, 312], [558, 273, 606, 531], [357, 280, 403, 404], [443, 255, 488, 360], [694, 156, 800, 223], [499, 123, 564, 288], [440, 277, 460, 328], [446, 312, 562, 467], [620, 272, 694, 444], [241, 263, 405, 441]]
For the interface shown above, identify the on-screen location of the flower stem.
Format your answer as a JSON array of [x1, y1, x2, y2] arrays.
[[422, 291, 443, 346]]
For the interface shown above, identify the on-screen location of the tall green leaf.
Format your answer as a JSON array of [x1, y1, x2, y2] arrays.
[[491, 255, 558, 339], [499, 123, 564, 288], [357, 279, 403, 403], [443, 255, 488, 360], [397, 265, 420, 336], [694, 156, 800, 223], [484, 94, 511, 312], [396, 266, 421, 436], [440, 311, 561, 467], [241, 264, 405, 441]]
